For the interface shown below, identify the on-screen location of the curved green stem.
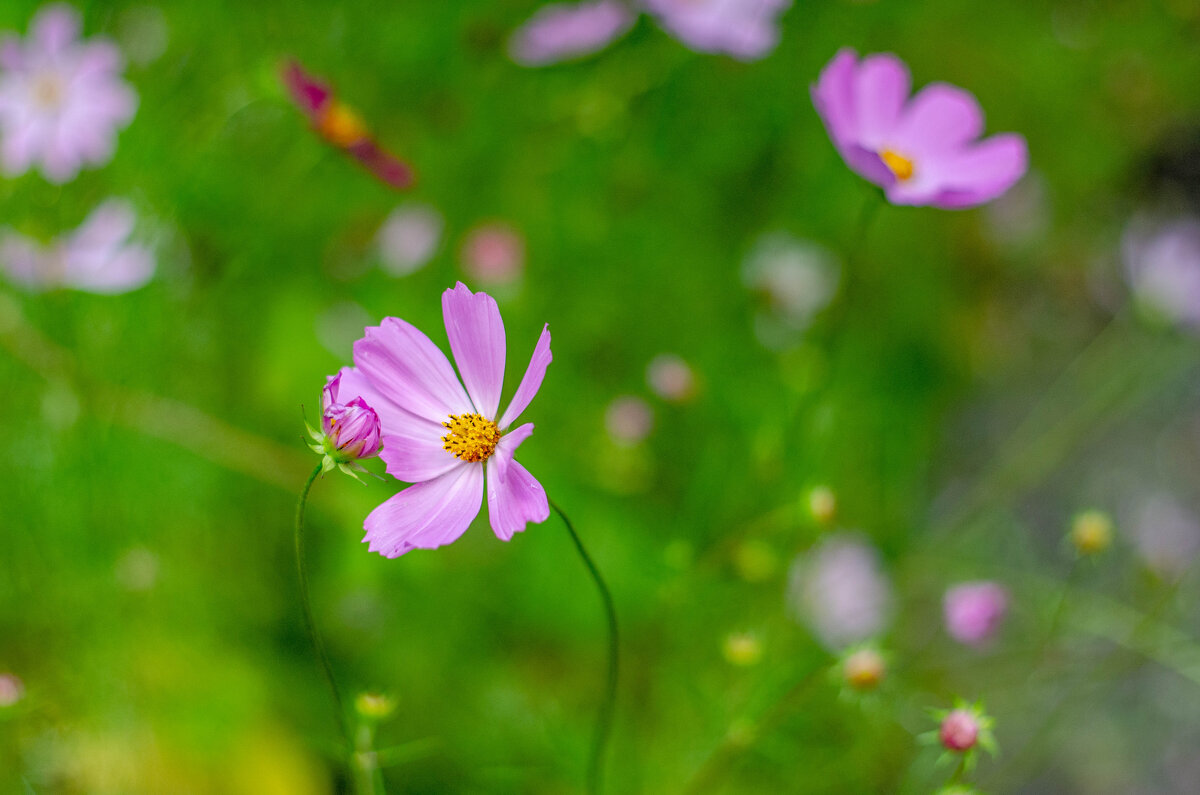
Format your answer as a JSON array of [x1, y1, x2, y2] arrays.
[[295, 463, 350, 753], [550, 499, 619, 795]]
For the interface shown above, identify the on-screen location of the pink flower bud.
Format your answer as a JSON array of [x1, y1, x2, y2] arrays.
[[321, 373, 382, 461], [939, 709, 979, 752], [0, 673, 24, 707]]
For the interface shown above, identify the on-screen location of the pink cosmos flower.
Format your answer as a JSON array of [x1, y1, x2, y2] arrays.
[[1122, 215, 1200, 329], [646, 353, 697, 403], [787, 532, 893, 649], [605, 395, 654, 446], [321, 373, 382, 461], [509, 0, 636, 67], [461, 222, 525, 286], [812, 49, 1028, 209], [644, 0, 791, 61], [281, 59, 414, 190], [0, 3, 137, 183], [336, 283, 552, 557], [943, 581, 1009, 647], [0, 673, 23, 707], [0, 198, 154, 293]]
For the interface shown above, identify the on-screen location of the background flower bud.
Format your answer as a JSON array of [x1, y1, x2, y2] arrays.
[[940, 709, 980, 752], [943, 581, 1009, 647], [1070, 509, 1113, 556]]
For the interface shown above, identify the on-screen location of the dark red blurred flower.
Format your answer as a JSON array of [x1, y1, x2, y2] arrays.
[[281, 59, 414, 189]]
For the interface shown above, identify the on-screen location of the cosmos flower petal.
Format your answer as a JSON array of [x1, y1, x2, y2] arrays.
[[380, 425, 461, 484], [498, 324, 551, 430], [893, 82, 984, 156], [927, 133, 1029, 209], [334, 365, 441, 439], [30, 3, 80, 56], [487, 425, 549, 541], [353, 317, 474, 424], [854, 53, 910, 146], [442, 282, 506, 419], [363, 463, 483, 558], [811, 47, 858, 149], [509, 0, 635, 67]]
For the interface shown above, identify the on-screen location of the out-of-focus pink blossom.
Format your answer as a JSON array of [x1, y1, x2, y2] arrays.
[[644, 0, 791, 61], [461, 223, 525, 286], [0, 198, 154, 293], [812, 49, 1027, 208], [509, 0, 635, 66], [605, 395, 654, 446], [943, 581, 1009, 647], [787, 533, 893, 649], [742, 232, 840, 347], [377, 203, 442, 276], [0, 673, 23, 707], [1129, 492, 1200, 577], [0, 4, 138, 182], [1122, 215, 1200, 329], [646, 354, 696, 403]]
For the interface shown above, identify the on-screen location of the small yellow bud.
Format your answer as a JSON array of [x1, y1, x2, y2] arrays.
[[1070, 510, 1113, 556], [355, 692, 395, 720], [807, 485, 837, 525], [842, 648, 886, 692], [722, 632, 763, 667]]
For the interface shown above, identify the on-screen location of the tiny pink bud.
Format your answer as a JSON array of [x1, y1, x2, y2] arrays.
[[321, 373, 382, 461], [939, 709, 979, 752], [0, 673, 24, 707]]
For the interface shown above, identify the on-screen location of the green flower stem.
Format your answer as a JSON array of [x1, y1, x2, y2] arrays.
[[353, 721, 385, 795], [294, 463, 351, 756], [550, 500, 619, 795]]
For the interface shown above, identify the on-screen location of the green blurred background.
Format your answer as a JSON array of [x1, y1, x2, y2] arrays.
[[4, 0, 1200, 792]]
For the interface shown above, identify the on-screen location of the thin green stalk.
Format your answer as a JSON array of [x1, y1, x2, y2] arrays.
[[294, 463, 351, 754], [550, 500, 619, 795]]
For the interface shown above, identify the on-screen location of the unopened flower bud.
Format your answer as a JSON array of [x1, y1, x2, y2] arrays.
[[940, 709, 980, 752], [807, 485, 836, 525], [321, 373, 382, 461], [842, 647, 886, 692], [355, 692, 395, 720], [722, 632, 763, 667], [1070, 509, 1113, 556]]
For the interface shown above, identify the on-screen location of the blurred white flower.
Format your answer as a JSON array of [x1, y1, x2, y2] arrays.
[[1128, 492, 1200, 577], [0, 198, 154, 293], [377, 203, 442, 276], [742, 232, 839, 348], [646, 353, 696, 402], [1122, 215, 1200, 329], [0, 672, 23, 707], [605, 395, 653, 446], [0, 3, 138, 182], [787, 532, 893, 649]]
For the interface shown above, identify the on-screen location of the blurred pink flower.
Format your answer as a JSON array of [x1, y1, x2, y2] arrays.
[[509, 0, 635, 66], [0, 3, 137, 183], [461, 223, 525, 286], [605, 395, 653, 445], [336, 283, 552, 557], [943, 581, 1009, 647], [788, 532, 893, 649], [0, 673, 23, 707], [0, 198, 154, 293], [646, 353, 697, 402], [321, 372, 382, 461], [281, 59, 414, 190], [377, 203, 442, 276], [1122, 215, 1200, 329], [644, 0, 791, 61], [812, 49, 1027, 208], [1129, 492, 1200, 578], [742, 232, 840, 347]]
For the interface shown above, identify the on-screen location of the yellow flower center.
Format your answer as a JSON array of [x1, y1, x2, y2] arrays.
[[441, 413, 501, 463], [317, 101, 369, 147], [879, 149, 914, 181], [32, 73, 64, 110]]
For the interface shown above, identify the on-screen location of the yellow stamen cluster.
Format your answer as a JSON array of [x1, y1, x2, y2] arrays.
[[880, 148, 914, 181], [318, 101, 369, 147], [441, 413, 501, 463]]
